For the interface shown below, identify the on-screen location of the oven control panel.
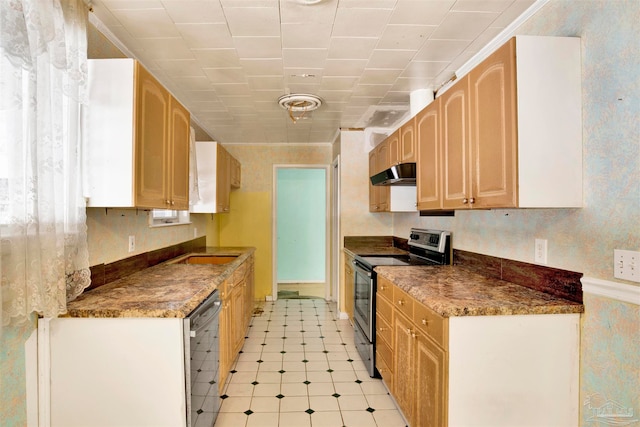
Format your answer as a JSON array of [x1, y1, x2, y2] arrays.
[[409, 229, 450, 253]]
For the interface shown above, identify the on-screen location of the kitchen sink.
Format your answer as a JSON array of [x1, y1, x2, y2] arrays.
[[169, 254, 239, 265]]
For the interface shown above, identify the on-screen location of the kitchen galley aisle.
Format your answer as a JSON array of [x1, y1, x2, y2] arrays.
[[215, 299, 405, 427]]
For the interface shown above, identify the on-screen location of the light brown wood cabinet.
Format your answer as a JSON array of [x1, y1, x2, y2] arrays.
[[376, 274, 581, 427], [376, 276, 448, 427], [343, 251, 355, 321], [399, 120, 417, 163], [368, 141, 390, 212], [416, 98, 442, 210], [85, 59, 190, 209], [439, 36, 582, 209], [230, 155, 242, 189], [219, 254, 255, 394], [191, 142, 241, 214]]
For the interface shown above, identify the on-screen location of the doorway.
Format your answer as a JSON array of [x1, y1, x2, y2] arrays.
[[273, 165, 329, 300]]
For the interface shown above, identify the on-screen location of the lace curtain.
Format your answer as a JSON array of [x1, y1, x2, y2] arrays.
[[0, 0, 90, 328]]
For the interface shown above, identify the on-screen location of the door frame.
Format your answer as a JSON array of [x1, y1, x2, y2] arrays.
[[331, 155, 341, 309], [272, 164, 331, 301]]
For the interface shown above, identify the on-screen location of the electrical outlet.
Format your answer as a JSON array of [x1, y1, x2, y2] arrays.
[[128, 235, 135, 253], [535, 239, 548, 264], [614, 249, 640, 282]]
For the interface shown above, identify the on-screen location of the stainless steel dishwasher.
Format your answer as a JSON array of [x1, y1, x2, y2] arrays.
[[185, 290, 221, 427]]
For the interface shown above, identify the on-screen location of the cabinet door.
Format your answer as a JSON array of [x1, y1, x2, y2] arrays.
[[231, 282, 245, 356], [344, 255, 354, 320], [368, 150, 379, 212], [441, 75, 471, 210], [216, 145, 231, 212], [416, 99, 442, 210], [393, 312, 415, 421], [134, 63, 170, 209], [230, 156, 241, 188], [469, 38, 517, 208], [168, 98, 190, 210], [415, 334, 447, 427], [376, 139, 390, 172], [218, 289, 231, 394], [387, 130, 400, 166], [399, 120, 416, 163]]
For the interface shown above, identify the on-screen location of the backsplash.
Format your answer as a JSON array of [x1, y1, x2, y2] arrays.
[[86, 208, 208, 266]]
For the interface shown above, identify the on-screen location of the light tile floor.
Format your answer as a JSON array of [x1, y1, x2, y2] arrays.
[[214, 298, 407, 427]]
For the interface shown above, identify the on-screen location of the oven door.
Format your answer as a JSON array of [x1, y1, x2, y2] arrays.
[[353, 259, 374, 341]]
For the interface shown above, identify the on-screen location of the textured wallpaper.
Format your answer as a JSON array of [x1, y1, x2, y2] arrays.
[[394, 2, 640, 424]]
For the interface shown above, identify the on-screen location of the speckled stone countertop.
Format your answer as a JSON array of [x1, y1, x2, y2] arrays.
[[65, 247, 255, 318], [343, 236, 409, 257], [375, 265, 584, 317]]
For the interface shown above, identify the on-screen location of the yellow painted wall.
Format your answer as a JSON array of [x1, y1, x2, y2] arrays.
[[205, 212, 220, 246], [217, 144, 332, 301], [219, 191, 272, 300]]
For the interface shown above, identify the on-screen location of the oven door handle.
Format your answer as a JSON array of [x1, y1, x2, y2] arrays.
[[352, 260, 372, 277]]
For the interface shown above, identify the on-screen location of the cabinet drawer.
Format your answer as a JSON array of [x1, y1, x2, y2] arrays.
[[413, 301, 448, 348], [393, 285, 414, 319], [377, 276, 394, 301], [376, 348, 393, 390], [376, 314, 393, 348], [376, 294, 393, 324]]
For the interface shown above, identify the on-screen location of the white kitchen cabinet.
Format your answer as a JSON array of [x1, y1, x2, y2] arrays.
[[190, 141, 229, 213], [40, 318, 188, 427]]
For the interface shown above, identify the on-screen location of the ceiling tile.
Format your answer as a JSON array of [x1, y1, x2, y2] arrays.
[[137, 38, 195, 59], [353, 84, 393, 97], [286, 83, 321, 95], [251, 90, 283, 102], [338, 0, 396, 8], [320, 76, 359, 91], [248, 76, 285, 91], [429, 11, 499, 41], [203, 68, 247, 84], [391, 76, 435, 92], [192, 49, 241, 68], [318, 90, 352, 103], [223, 7, 281, 37], [240, 58, 284, 76], [233, 37, 282, 59], [183, 90, 221, 102], [170, 76, 213, 90], [492, 0, 537, 27], [367, 49, 416, 69], [110, 9, 179, 38], [280, 0, 338, 24], [102, 0, 162, 9], [376, 25, 436, 50], [323, 59, 368, 77], [282, 23, 333, 49], [332, 8, 392, 37], [176, 24, 234, 49], [282, 49, 328, 69], [211, 83, 252, 96], [388, 1, 455, 25], [452, 0, 513, 13], [414, 39, 471, 62], [327, 38, 378, 60], [155, 59, 206, 77], [162, 1, 226, 23], [359, 69, 402, 85], [285, 69, 324, 82], [400, 61, 449, 79], [189, 101, 226, 112]]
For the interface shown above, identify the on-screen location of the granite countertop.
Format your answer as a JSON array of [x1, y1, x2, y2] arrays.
[[343, 236, 409, 257], [65, 247, 255, 318], [375, 265, 584, 317]]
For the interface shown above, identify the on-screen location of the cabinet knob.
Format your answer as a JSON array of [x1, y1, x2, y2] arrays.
[[411, 332, 417, 339], [421, 318, 428, 326], [170, 200, 175, 206], [380, 285, 386, 291], [378, 327, 385, 332], [165, 199, 171, 204], [398, 300, 405, 306], [469, 197, 475, 204], [462, 198, 469, 204]]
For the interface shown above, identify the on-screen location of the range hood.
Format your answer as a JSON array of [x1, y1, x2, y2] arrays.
[[370, 163, 416, 186]]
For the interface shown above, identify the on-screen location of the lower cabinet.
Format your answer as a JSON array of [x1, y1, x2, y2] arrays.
[[219, 254, 255, 394], [376, 276, 580, 427], [343, 251, 355, 321]]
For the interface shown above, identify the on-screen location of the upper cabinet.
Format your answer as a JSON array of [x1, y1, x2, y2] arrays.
[[418, 36, 582, 211], [369, 141, 390, 212], [399, 120, 417, 163], [85, 59, 190, 209], [191, 141, 241, 214], [416, 98, 442, 211]]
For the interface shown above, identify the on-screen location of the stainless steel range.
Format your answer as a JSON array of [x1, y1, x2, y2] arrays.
[[352, 228, 451, 377]]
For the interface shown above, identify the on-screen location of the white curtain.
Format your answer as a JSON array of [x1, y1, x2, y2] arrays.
[[0, 0, 90, 328]]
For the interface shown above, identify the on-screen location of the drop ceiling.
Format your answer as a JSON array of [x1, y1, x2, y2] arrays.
[[89, 0, 537, 144]]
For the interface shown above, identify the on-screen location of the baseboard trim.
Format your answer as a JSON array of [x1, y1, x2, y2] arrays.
[[581, 276, 640, 306]]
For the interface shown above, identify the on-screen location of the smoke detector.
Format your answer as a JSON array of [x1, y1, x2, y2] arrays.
[[278, 94, 323, 123]]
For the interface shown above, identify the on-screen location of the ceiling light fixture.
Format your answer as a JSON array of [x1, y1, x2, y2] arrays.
[[278, 94, 323, 124]]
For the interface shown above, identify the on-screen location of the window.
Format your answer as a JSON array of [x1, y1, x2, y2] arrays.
[[148, 209, 191, 227]]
